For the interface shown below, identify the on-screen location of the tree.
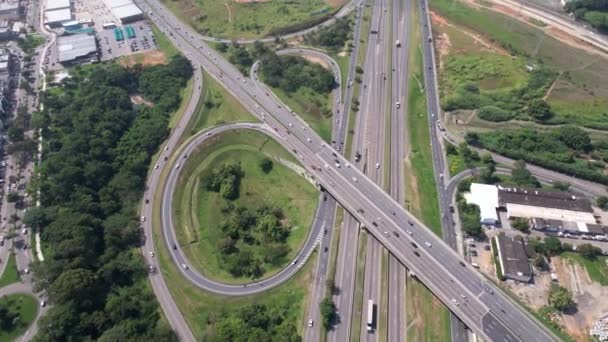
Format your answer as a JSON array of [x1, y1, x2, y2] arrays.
[[597, 196, 608, 209], [6, 192, 19, 203], [548, 285, 575, 312], [552, 181, 570, 191], [555, 126, 592, 152], [527, 99, 553, 121], [532, 254, 545, 269], [543, 237, 563, 256], [577, 243, 602, 260], [511, 218, 530, 233], [320, 297, 336, 329], [0, 298, 20, 330], [259, 158, 273, 174], [511, 160, 540, 187]]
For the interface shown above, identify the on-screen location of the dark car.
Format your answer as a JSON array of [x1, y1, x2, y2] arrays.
[[411, 242, 418, 248]]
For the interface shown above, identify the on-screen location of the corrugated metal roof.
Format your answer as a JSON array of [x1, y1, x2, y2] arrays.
[[57, 33, 97, 62], [45, 8, 72, 24], [46, 0, 71, 10], [112, 4, 143, 19]]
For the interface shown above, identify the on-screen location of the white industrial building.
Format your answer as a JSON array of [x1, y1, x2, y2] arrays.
[[464, 183, 602, 235], [56, 33, 98, 65], [45, 0, 70, 11], [0, 1, 20, 21], [464, 183, 499, 225], [44, 8, 71, 27], [103, 0, 143, 23]]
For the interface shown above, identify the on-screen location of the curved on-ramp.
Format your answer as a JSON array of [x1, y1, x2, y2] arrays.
[[157, 48, 344, 296]]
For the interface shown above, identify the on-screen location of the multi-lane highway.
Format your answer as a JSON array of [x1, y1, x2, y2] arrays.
[[137, 0, 560, 340]]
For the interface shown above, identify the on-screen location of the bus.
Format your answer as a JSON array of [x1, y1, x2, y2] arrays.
[[367, 299, 375, 332]]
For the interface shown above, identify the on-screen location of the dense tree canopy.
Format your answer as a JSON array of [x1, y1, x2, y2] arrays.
[[548, 285, 575, 312], [31, 56, 192, 341], [304, 18, 351, 51], [565, 0, 608, 31], [260, 53, 336, 94]]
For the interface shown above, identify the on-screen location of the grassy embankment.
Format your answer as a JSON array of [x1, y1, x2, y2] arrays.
[[562, 252, 608, 286], [431, 0, 608, 130], [344, 2, 373, 158], [0, 294, 38, 342], [0, 252, 20, 288], [349, 231, 368, 342], [160, 0, 345, 39], [404, 4, 451, 342], [172, 130, 317, 283]]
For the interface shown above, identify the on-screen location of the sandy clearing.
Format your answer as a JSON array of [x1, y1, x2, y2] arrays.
[[120, 50, 168, 67], [130, 94, 154, 107], [302, 55, 330, 69]]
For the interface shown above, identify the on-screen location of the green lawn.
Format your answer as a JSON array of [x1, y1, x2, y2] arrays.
[[173, 130, 317, 283], [562, 252, 608, 286], [403, 5, 451, 341], [431, 0, 608, 129], [269, 84, 333, 143], [0, 252, 20, 288], [0, 294, 38, 342], [160, 0, 343, 39], [189, 72, 258, 134], [150, 24, 179, 58]]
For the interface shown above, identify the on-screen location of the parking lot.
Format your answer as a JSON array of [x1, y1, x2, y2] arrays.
[[47, 0, 158, 67], [97, 24, 157, 61]]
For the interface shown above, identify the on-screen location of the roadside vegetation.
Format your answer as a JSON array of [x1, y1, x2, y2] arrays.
[[565, 0, 608, 32], [190, 71, 257, 133], [16, 34, 45, 55], [259, 53, 336, 142], [303, 18, 353, 53], [466, 125, 608, 184], [404, 5, 451, 341], [431, 0, 608, 129], [25, 56, 193, 340], [173, 130, 317, 282], [0, 252, 19, 288], [0, 294, 38, 342], [161, 0, 344, 39]]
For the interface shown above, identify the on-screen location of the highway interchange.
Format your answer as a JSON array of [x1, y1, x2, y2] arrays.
[[133, 0, 601, 341]]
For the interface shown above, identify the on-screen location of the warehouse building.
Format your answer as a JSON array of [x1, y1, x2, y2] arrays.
[[0, 1, 20, 21], [103, 0, 143, 24], [464, 183, 500, 225], [45, 8, 71, 27], [56, 33, 98, 66], [46, 0, 70, 11], [494, 234, 532, 283]]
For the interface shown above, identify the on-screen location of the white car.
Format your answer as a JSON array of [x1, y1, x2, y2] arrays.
[[181, 263, 189, 270], [307, 138, 312, 142], [308, 319, 314, 327], [175, 164, 180, 169], [425, 242, 432, 248], [406, 230, 413, 235], [352, 177, 358, 182], [335, 163, 340, 168], [140, 216, 146, 222], [149, 251, 155, 257], [154, 164, 159, 170], [376, 163, 380, 169]]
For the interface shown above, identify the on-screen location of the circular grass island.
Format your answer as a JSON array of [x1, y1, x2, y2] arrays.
[[173, 130, 319, 283], [162, 0, 348, 39]]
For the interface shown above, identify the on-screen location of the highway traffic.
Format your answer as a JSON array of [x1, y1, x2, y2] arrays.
[[136, 0, 560, 340]]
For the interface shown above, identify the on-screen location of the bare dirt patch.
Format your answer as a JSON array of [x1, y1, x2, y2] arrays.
[[224, 3, 233, 23], [120, 50, 168, 67], [302, 55, 330, 69], [130, 95, 154, 107], [553, 256, 608, 341]]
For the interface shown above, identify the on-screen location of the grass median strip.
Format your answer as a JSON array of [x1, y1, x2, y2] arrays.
[[350, 230, 368, 342]]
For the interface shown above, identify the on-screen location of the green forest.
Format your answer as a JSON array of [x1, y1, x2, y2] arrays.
[[259, 53, 335, 94], [25, 56, 192, 341]]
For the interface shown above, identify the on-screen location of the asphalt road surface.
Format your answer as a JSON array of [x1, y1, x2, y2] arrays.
[[137, 0, 559, 340]]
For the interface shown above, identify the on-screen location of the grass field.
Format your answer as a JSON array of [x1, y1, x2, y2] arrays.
[[269, 84, 333, 143], [160, 0, 344, 39], [173, 130, 317, 283], [189, 72, 258, 134], [0, 252, 20, 288], [403, 5, 451, 341], [0, 294, 38, 342], [431, 0, 608, 129], [151, 24, 180, 58], [562, 252, 608, 286]]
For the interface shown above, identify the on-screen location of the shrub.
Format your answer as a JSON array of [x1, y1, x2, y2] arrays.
[[477, 105, 513, 122]]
